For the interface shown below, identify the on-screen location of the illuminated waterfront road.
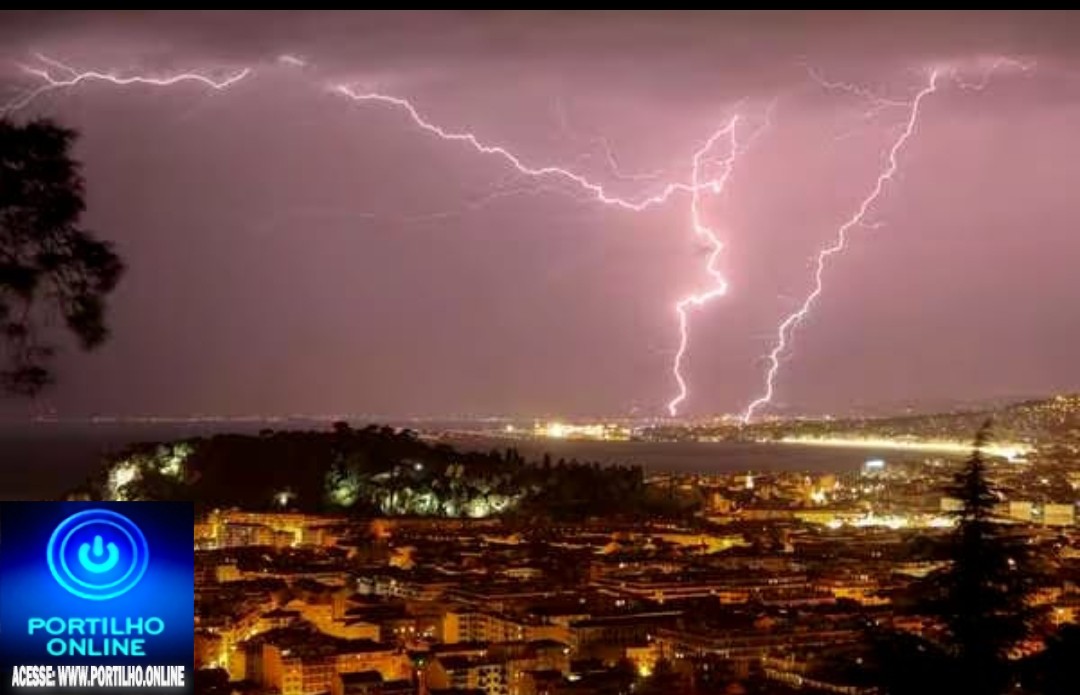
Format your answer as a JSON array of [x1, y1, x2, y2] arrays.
[[773, 435, 1030, 461]]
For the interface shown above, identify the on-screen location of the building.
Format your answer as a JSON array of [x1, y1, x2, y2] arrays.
[[254, 628, 410, 695], [427, 656, 507, 695], [1008, 501, 1034, 523], [332, 671, 383, 695], [1043, 504, 1075, 527]]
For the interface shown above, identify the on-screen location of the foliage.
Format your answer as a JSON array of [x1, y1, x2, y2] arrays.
[[637, 657, 684, 695], [78, 423, 684, 521], [1, 119, 124, 394], [1023, 624, 1080, 695], [873, 420, 1044, 695]]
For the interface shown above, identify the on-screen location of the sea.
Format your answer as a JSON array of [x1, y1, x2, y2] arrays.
[[0, 420, 930, 501]]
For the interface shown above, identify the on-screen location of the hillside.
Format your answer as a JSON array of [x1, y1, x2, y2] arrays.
[[638, 395, 1080, 458], [747, 394, 1080, 445], [69, 422, 692, 519]]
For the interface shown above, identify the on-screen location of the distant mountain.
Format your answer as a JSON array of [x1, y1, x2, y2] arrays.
[[747, 394, 1080, 446], [770, 393, 1051, 419]]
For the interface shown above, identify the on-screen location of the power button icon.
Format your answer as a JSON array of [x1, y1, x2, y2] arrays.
[[79, 535, 120, 573], [47, 509, 149, 600]]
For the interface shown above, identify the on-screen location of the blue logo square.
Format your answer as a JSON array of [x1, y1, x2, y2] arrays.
[[1, 502, 194, 693]]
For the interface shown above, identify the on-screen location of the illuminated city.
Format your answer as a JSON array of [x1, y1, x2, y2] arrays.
[[3, 10, 1080, 695], [533, 422, 630, 441]]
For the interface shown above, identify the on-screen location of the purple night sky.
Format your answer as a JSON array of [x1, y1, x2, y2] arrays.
[[2, 11, 1079, 419]]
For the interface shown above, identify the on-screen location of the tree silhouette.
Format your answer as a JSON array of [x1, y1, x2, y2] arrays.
[[876, 419, 1043, 695], [638, 657, 684, 695], [1, 118, 123, 394], [1027, 624, 1080, 695]]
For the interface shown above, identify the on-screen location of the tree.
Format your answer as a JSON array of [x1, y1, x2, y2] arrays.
[[876, 420, 1042, 695], [1025, 624, 1080, 695], [1, 118, 123, 394], [638, 657, 685, 695], [191, 669, 230, 695]]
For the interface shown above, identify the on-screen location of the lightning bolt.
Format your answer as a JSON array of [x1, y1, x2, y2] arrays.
[[741, 70, 941, 423], [551, 95, 665, 182], [334, 85, 770, 417], [666, 118, 740, 417], [666, 102, 777, 417], [331, 85, 726, 212], [7, 51, 1032, 421], [12, 52, 1021, 422], [1, 53, 250, 114], [277, 54, 308, 68], [9, 54, 755, 417], [592, 135, 665, 182], [952, 56, 1035, 91], [804, 64, 911, 112], [23, 53, 996, 422], [403, 180, 600, 223]]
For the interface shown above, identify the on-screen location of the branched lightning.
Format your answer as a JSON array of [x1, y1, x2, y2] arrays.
[[403, 180, 600, 223], [667, 101, 775, 416], [7, 51, 1020, 420], [8, 54, 750, 416], [740, 70, 941, 423], [333, 84, 766, 417], [1, 54, 250, 114], [595, 136, 665, 182], [952, 56, 1034, 91], [331, 85, 726, 213], [804, 64, 911, 111], [666, 118, 738, 416], [277, 54, 308, 68], [551, 96, 665, 182]]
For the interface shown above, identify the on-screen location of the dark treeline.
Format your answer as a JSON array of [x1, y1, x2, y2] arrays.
[[73, 422, 689, 521]]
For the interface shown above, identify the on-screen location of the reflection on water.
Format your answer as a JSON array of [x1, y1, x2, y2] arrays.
[[0, 421, 946, 501], [440, 435, 918, 474]]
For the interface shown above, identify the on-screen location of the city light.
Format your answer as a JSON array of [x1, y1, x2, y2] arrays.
[[776, 435, 1031, 461], [534, 421, 629, 440], [6, 13, 1080, 695]]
